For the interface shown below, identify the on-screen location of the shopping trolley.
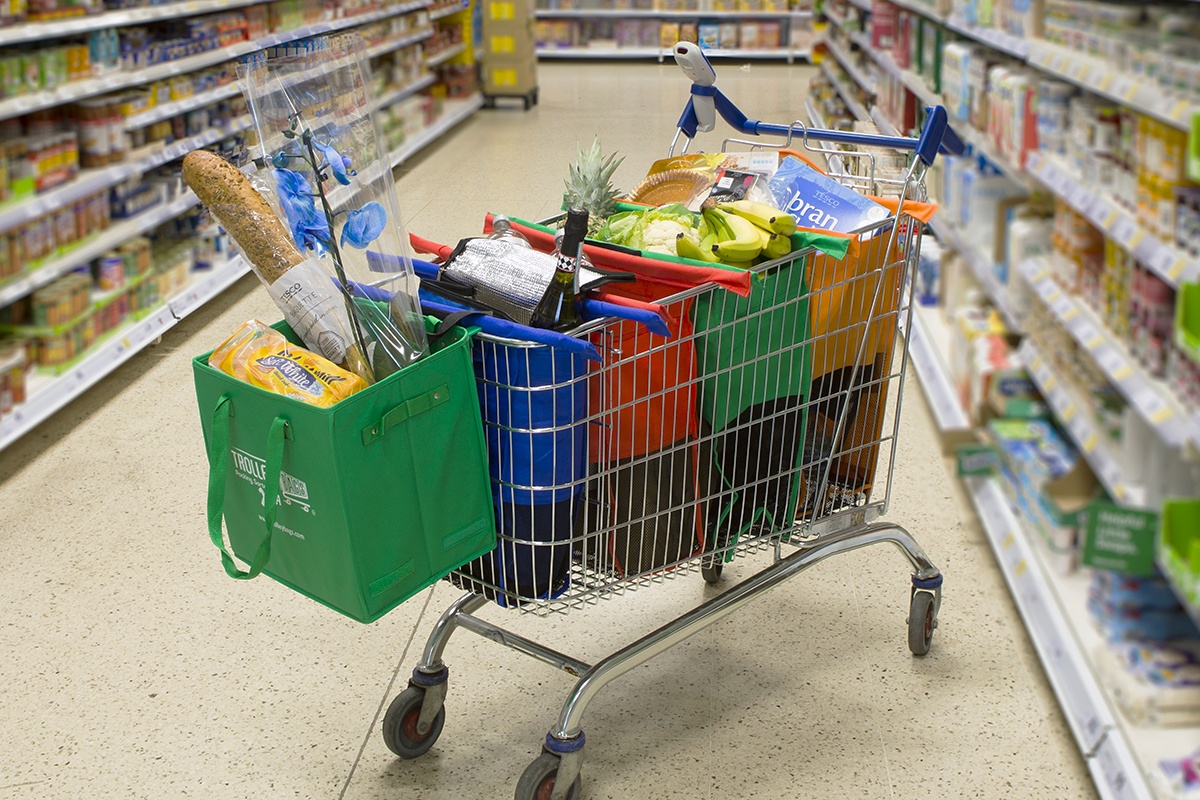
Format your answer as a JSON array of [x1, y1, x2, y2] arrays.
[[383, 44, 964, 800]]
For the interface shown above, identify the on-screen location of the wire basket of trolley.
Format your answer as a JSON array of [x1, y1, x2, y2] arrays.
[[385, 42, 965, 800]]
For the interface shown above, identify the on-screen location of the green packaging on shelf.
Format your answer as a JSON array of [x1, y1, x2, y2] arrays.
[[1082, 501, 1159, 577], [194, 316, 496, 624], [955, 443, 997, 477], [1175, 281, 1200, 366], [1159, 499, 1200, 611], [989, 418, 1100, 571]]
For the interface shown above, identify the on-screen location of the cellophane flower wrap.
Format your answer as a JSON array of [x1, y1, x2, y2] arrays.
[[238, 32, 428, 381]]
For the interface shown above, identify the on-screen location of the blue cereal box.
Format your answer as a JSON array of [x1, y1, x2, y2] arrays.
[[767, 155, 890, 233]]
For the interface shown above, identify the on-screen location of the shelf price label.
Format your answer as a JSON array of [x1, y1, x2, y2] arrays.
[[1134, 387, 1175, 425], [1095, 347, 1132, 380]]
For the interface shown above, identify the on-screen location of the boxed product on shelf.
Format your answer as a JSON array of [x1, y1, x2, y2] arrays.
[[940, 42, 974, 122], [989, 417, 1098, 573], [870, 0, 896, 49], [679, 20, 698, 43], [986, 65, 1038, 169], [717, 20, 738, 49], [660, 21, 681, 48], [948, 305, 1007, 415], [757, 19, 781, 48], [1095, 638, 1200, 727], [738, 20, 758, 49], [0, 340, 27, 417], [697, 20, 719, 49], [1089, 569, 1200, 642]]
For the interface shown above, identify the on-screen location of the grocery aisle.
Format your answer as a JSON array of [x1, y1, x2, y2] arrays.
[[0, 62, 1096, 799]]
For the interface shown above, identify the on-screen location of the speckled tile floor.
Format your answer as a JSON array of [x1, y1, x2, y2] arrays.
[[0, 63, 1097, 799]]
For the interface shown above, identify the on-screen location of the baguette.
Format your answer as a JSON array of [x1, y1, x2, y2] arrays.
[[183, 150, 375, 383], [182, 150, 305, 284]]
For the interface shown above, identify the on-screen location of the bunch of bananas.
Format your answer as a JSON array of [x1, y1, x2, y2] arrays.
[[675, 200, 799, 269]]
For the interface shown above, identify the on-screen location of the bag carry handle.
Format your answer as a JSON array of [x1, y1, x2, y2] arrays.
[[361, 383, 450, 446], [206, 395, 290, 580]]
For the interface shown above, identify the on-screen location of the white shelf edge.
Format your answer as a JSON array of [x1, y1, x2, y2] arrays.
[[823, 35, 876, 96], [1017, 256, 1198, 451], [534, 7, 801, 16], [943, 13, 1028, 58], [367, 27, 435, 59], [167, 254, 251, 319], [429, 1, 468, 19], [0, 0, 264, 46], [1026, 151, 1200, 290], [0, 255, 248, 453], [536, 46, 663, 58], [372, 73, 437, 113], [0, 1, 430, 122], [906, 303, 972, 434], [927, 215, 1021, 331], [124, 82, 243, 131], [391, 93, 483, 166], [1018, 338, 1143, 507], [426, 41, 468, 66], [818, 58, 868, 122], [886, 0, 941, 22], [963, 475, 1155, 800], [869, 104, 899, 136], [0, 191, 201, 307], [804, 96, 847, 176]]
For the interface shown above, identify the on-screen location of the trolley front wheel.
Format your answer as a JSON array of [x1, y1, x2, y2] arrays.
[[701, 558, 723, 584], [515, 752, 581, 800], [907, 590, 936, 656], [382, 686, 445, 758]]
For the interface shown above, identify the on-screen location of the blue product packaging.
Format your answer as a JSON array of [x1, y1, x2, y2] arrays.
[[767, 155, 890, 233]]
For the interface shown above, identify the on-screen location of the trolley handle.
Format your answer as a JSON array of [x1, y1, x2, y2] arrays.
[[672, 42, 964, 165]]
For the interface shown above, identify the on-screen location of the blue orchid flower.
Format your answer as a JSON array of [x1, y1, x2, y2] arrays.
[[274, 168, 330, 253], [270, 150, 290, 169], [313, 139, 353, 185], [340, 202, 387, 249]]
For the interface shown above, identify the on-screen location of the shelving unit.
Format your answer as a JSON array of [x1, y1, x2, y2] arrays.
[[815, 2, 1200, 794], [533, 6, 813, 61], [1018, 257, 1199, 451], [0, 0, 484, 452]]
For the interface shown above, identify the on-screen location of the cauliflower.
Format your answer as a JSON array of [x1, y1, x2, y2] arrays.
[[639, 218, 694, 255]]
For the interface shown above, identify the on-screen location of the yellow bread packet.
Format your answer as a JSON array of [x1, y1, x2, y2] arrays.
[[209, 320, 369, 407]]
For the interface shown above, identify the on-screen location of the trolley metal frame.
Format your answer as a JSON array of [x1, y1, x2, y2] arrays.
[[382, 52, 962, 800]]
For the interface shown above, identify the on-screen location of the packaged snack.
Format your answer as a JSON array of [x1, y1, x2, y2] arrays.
[[209, 320, 368, 407]]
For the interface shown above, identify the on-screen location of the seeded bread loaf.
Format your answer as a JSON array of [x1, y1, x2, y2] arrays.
[[182, 150, 304, 284]]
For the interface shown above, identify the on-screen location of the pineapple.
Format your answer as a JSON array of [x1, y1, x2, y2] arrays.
[[563, 137, 624, 236]]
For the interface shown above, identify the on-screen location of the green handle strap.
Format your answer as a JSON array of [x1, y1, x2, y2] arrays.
[[206, 395, 289, 580], [361, 383, 450, 445]]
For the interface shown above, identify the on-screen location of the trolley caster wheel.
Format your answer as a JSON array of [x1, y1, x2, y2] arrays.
[[701, 559, 723, 584], [532, 88, 539, 105], [907, 590, 936, 656], [515, 752, 581, 800], [483, 95, 496, 109], [382, 686, 445, 759], [523, 94, 531, 110]]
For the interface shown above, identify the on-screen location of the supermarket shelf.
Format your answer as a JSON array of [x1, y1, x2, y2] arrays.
[[372, 73, 437, 112], [804, 96, 847, 176], [392, 93, 483, 166], [1018, 256, 1199, 451], [426, 41, 468, 66], [869, 104, 899, 136], [886, 0, 942, 22], [0, 191, 201, 308], [0, 0, 264, 46], [367, 26, 434, 58], [124, 82, 243, 131], [1027, 39, 1197, 131], [964, 474, 1167, 800], [845, 0, 872, 11], [906, 303, 972, 435], [429, 0, 468, 19], [0, 255, 249, 454], [953, 119, 1034, 189], [943, 13, 1028, 58], [533, 7, 803, 16], [823, 35, 875, 95], [1026, 151, 1199, 290], [537, 46, 663, 58], [0, 1, 431, 122], [0, 115, 249, 239], [818, 59, 868, 121], [927, 215, 1021, 330], [1019, 339, 1144, 507]]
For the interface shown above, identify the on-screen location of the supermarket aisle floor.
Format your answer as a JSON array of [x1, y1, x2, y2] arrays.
[[0, 63, 1097, 799]]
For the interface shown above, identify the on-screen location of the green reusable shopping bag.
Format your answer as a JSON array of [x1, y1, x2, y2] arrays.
[[691, 256, 812, 555], [193, 319, 495, 624]]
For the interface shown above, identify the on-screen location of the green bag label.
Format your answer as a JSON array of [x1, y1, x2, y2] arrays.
[[1081, 502, 1158, 576], [956, 444, 997, 477]]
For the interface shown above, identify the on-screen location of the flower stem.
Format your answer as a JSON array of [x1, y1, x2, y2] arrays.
[[302, 130, 373, 373]]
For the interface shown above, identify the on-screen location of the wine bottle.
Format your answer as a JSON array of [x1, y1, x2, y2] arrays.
[[531, 207, 588, 330]]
